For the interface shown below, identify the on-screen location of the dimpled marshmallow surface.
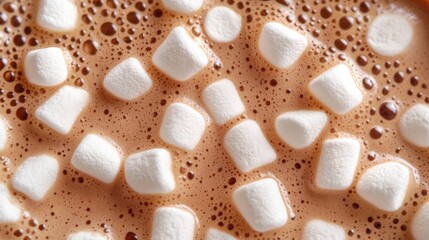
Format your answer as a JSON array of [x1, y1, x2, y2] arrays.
[[258, 22, 308, 69], [12, 155, 59, 201], [71, 134, 122, 184], [152, 26, 208, 81], [35, 85, 89, 135], [202, 79, 245, 125], [275, 110, 328, 149], [204, 6, 242, 43], [0, 116, 8, 151], [399, 104, 429, 148], [37, 0, 78, 32], [412, 201, 429, 240], [206, 228, 236, 240], [151, 206, 196, 240], [125, 148, 175, 194], [315, 138, 360, 190], [367, 14, 413, 56], [309, 64, 363, 115], [103, 58, 153, 101], [357, 162, 410, 212], [0, 184, 21, 224], [67, 231, 107, 240], [161, 0, 204, 14], [303, 219, 346, 240], [224, 119, 277, 173], [160, 103, 206, 151], [24, 47, 68, 87], [233, 178, 288, 232]]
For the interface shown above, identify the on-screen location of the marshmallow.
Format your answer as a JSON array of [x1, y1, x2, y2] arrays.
[[125, 148, 175, 194], [160, 103, 206, 151], [71, 134, 122, 184], [367, 14, 413, 56], [303, 219, 346, 240], [275, 110, 328, 149], [412, 201, 429, 240], [151, 206, 196, 240], [35, 85, 89, 135], [202, 79, 245, 125], [315, 138, 360, 190], [206, 228, 236, 240], [399, 104, 429, 148], [161, 0, 204, 14], [103, 58, 152, 101], [0, 116, 8, 151], [233, 178, 288, 232], [356, 162, 410, 212], [24, 47, 68, 87], [224, 119, 276, 173], [67, 231, 107, 240], [258, 22, 308, 69], [204, 6, 242, 43], [12, 155, 59, 201], [309, 64, 363, 115], [37, 0, 78, 32], [0, 184, 21, 224], [153, 26, 208, 81]]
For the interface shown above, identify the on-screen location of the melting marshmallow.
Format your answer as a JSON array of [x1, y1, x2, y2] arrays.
[[67, 231, 106, 240], [160, 103, 206, 151], [275, 110, 328, 149], [412, 201, 429, 240], [151, 206, 196, 240], [367, 14, 413, 56], [309, 64, 363, 115], [224, 119, 277, 173], [161, 0, 203, 14], [37, 0, 78, 32], [0, 184, 21, 224], [35, 85, 89, 135], [125, 148, 175, 194], [303, 219, 346, 240], [204, 6, 242, 43], [103, 58, 152, 101], [153, 26, 208, 81], [12, 155, 59, 201], [206, 228, 236, 240], [202, 79, 245, 125], [258, 22, 308, 69], [399, 104, 429, 148], [71, 134, 122, 184], [233, 178, 288, 232], [357, 162, 410, 212], [0, 116, 8, 151], [315, 138, 360, 190]]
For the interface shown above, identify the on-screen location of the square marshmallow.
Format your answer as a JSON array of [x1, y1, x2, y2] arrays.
[[151, 206, 196, 240], [399, 104, 429, 148], [303, 219, 346, 240], [71, 134, 122, 184], [67, 231, 107, 240], [162, 0, 204, 14], [202, 79, 245, 125], [224, 119, 276, 173], [12, 155, 59, 201], [412, 201, 429, 240], [0, 184, 21, 224], [233, 178, 288, 232], [0, 116, 9, 151], [103, 58, 153, 101], [37, 0, 78, 32], [35, 85, 89, 135], [152, 26, 208, 81], [309, 64, 363, 115], [206, 228, 236, 240]]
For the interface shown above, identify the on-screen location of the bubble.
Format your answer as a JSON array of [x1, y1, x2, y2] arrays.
[[379, 101, 398, 120], [83, 40, 99, 55], [339, 16, 354, 30], [101, 22, 117, 36], [320, 7, 333, 18]]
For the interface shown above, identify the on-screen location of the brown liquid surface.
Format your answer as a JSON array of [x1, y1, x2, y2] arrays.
[[0, 0, 429, 239]]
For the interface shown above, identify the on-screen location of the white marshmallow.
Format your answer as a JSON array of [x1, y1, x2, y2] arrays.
[[24, 47, 68, 87], [71, 134, 122, 184], [275, 110, 328, 149], [153, 26, 208, 81], [224, 119, 276, 173], [12, 155, 59, 201], [103, 58, 152, 101], [160, 103, 206, 151], [125, 148, 175, 194], [367, 14, 413, 56], [412, 201, 429, 240], [399, 104, 429, 148], [35, 85, 89, 135], [67, 231, 107, 240], [204, 6, 242, 43], [356, 162, 410, 212], [37, 0, 78, 32], [162, 0, 204, 14], [151, 206, 196, 240], [206, 228, 236, 240], [0, 184, 21, 224], [315, 138, 360, 190], [258, 22, 308, 69], [233, 178, 288, 232], [0, 116, 9, 151], [309, 64, 363, 115], [202, 79, 245, 125], [303, 219, 345, 240]]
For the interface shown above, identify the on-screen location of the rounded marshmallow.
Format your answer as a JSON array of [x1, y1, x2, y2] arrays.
[[412, 201, 429, 240], [151, 206, 196, 240], [0, 184, 21, 224], [67, 231, 107, 240], [206, 228, 236, 240], [161, 0, 204, 14], [399, 104, 429, 148], [204, 6, 242, 43], [303, 219, 346, 240], [0, 116, 9, 151], [37, 0, 78, 32]]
